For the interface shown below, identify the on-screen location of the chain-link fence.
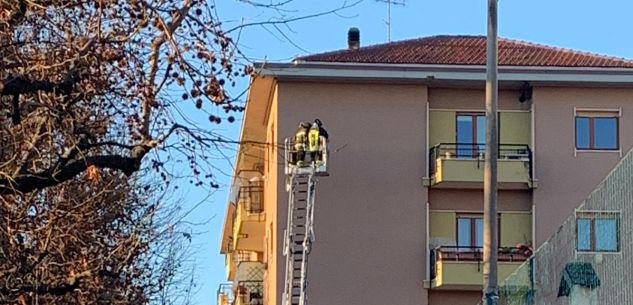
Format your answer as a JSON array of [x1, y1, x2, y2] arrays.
[[480, 148, 633, 305]]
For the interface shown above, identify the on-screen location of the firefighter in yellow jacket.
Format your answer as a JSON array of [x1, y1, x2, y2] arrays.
[[293, 122, 311, 166], [308, 122, 321, 163]]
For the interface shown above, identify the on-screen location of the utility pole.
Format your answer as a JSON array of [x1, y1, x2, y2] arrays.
[[483, 0, 499, 305], [376, 0, 405, 42]]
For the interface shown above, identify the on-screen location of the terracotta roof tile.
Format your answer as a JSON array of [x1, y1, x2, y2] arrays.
[[298, 35, 633, 68]]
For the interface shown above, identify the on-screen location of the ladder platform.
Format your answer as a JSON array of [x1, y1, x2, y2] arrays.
[[289, 164, 329, 176]]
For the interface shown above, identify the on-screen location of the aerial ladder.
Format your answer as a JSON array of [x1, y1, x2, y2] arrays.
[[282, 133, 328, 305]]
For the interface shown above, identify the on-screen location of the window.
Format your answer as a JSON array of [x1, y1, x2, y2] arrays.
[[457, 215, 484, 249], [576, 212, 620, 252], [456, 113, 486, 157], [575, 111, 619, 150], [456, 214, 502, 251]]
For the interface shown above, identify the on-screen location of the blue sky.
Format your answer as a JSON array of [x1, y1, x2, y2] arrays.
[[185, 1, 633, 304]]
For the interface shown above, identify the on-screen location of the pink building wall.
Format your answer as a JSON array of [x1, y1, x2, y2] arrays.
[[276, 81, 429, 305]]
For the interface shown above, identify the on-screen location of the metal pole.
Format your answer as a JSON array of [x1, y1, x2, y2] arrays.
[[483, 0, 499, 305], [388, 0, 392, 42]]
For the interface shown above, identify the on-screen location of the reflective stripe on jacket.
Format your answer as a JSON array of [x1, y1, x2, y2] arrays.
[[308, 128, 320, 152], [294, 129, 307, 150]]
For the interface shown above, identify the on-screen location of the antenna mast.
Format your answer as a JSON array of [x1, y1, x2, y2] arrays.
[[376, 0, 405, 42]]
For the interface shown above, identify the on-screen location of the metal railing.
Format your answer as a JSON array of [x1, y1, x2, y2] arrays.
[[430, 246, 531, 280], [217, 283, 234, 305], [225, 250, 259, 268], [235, 251, 259, 264], [229, 170, 263, 204], [429, 143, 533, 180], [234, 281, 263, 305], [283, 137, 328, 175], [238, 182, 264, 213], [218, 281, 264, 305]]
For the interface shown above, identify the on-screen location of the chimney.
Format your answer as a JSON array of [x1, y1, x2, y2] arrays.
[[348, 27, 360, 50]]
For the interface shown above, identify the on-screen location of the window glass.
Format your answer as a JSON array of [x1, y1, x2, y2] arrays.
[[457, 116, 473, 157], [577, 214, 619, 252], [457, 114, 486, 157], [575, 117, 590, 149], [595, 218, 618, 251], [476, 116, 486, 154], [577, 218, 591, 251], [475, 218, 484, 248], [457, 218, 472, 249], [594, 118, 617, 149], [575, 113, 618, 150]]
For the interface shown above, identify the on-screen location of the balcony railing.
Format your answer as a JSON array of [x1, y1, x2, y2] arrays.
[[217, 281, 263, 305], [430, 246, 531, 281], [284, 137, 329, 175], [231, 182, 265, 251], [226, 250, 265, 282], [234, 281, 263, 305], [217, 283, 234, 305], [237, 182, 264, 213], [427, 143, 534, 189]]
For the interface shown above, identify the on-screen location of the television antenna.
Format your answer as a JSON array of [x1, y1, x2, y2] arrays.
[[376, 0, 406, 42]]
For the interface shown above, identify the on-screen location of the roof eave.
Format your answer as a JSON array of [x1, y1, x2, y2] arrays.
[[254, 61, 633, 85]]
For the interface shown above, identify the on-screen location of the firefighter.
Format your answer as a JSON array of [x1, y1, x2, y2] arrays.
[[314, 118, 328, 140], [308, 122, 321, 163], [293, 122, 311, 166]]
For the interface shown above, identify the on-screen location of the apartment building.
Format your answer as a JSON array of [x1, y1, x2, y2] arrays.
[[218, 33, 633, 305]]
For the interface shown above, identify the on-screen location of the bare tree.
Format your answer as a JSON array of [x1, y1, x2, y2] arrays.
[[0, 0, 251, 195], [0, 170, 196, 304]]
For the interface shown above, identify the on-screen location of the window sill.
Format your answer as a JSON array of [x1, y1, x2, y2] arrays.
[[576, 250, 621, 255], [575, 149, 621, 156]]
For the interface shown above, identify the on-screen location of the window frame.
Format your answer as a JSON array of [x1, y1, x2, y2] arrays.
[[456, 113, 486, 144], [576, 211, 620, 253], [456, 214, 501, 250], [456, 112, 486, 158], [455, 112, 505, 158], [574, 110, 620, 151]]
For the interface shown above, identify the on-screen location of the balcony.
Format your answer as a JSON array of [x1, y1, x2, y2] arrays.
[[429, 246, 530, 290], [226, 251, 265, 281], [232, 182, 265, 251], [426, 143, 535, 190], [217, 281, 264, 305], [217, 283, 234, 305], [235, 281, 264, 305]]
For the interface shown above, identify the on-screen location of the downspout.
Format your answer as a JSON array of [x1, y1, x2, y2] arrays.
[[531, 95, 537, 246], [425, 98, 431, 282]]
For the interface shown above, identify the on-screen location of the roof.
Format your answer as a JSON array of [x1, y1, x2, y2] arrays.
[[298, 35, 633, 68]]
